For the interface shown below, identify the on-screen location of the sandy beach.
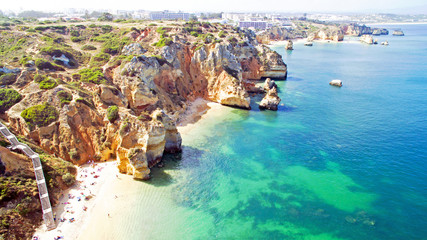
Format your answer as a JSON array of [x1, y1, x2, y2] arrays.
[[33, 98, 226, 240], [33, 161, 124, 240]]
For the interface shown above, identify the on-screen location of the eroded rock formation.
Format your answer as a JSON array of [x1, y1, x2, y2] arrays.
[[5, 30, 287, 179], [259, 86, 281, 111]]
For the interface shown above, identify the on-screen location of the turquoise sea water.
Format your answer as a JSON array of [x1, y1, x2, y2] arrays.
[[112, 24, 427, 240]]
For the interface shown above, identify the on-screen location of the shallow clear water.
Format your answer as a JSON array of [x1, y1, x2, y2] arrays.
[[119, 24, 427, 240]]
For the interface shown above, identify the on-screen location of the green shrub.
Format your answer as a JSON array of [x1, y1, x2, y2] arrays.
[[57, 90, 72, 106], [156, 27, 166, 35], [81, 45, 97, 51], [0, 89, 22, 113], [101, 37, 131, 55], [89, 52, 110, 67], [62, 173, 75, 186], [70, 36, 84, 42], [39, 46, 71, 58], [70, 30, 80, 37], [153, 38, 173, 48], [39, 78, 57, 89], [68, 148, 80, 160], [35, 59, 64, 71], [19, 56, 33, 67], [34, 74, 47, 83], [16, 38, 26, 45], [0, 73, 17, 85], [21, 102, 59, 128], [107, 105, 119, 123], [101, 25, 113, 33], [227, 36, 237, 43], [34, 26, 49, 31], [78, 68, 105, 84], [218, 30, 226, 38]]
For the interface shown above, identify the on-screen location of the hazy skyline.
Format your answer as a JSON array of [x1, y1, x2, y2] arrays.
[[3, 0, 427, 14]]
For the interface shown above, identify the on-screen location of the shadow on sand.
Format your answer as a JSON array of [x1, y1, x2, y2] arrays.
[[145, 146, 205, 187]]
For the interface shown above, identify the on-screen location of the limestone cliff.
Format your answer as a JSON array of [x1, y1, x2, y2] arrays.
[[2, 21, 287, 180]]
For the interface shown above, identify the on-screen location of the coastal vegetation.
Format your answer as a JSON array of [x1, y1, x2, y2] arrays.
[[0, 133, 75, 240], [21, 103, 59, 128], [0, 89, 22, 113], [77, 68, 105, 84], [0, 73, 17, 85], [38, 77, 57, 89], [57, 90, 73, 106], [107, 105, 119, 123], [0, 16, 288, 238]]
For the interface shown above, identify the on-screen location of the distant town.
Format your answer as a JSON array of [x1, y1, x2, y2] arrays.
[[1, 9, 427, 30]]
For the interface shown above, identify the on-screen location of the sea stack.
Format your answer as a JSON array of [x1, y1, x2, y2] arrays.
[[392, 30, 404, 36], [263, 78, 277, 91], [285, 40, 293, 50], [360, 35, 374, 44], [259, 87, 281, 111], [329, 79, 343, 87]]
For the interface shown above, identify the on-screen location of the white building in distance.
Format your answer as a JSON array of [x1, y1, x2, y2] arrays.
[[149, 11, 190, 20]]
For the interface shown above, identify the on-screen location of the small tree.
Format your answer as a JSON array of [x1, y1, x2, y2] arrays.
[[62, 173, 75, 186], [98, 12, 113, 22], [107, 105, 119, 123]]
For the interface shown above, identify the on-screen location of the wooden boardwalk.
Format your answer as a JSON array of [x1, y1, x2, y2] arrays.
[[0, 122, 56, 230]]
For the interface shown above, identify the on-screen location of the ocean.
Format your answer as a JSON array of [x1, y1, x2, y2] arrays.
[[89, 24, 427, 240]]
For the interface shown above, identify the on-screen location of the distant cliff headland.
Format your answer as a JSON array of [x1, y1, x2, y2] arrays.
[[256, 21, 392, 44]]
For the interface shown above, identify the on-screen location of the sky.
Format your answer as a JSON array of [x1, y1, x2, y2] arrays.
[[3, 0, 427, 14]]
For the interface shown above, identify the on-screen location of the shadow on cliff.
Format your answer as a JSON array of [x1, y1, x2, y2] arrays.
[[145, 146, 205, 187]]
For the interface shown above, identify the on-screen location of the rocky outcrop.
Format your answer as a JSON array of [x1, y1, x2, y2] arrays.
[[122, 43, 147, 56], [392, 30, 404, 36], [3, 27, 287, 180], [360, 35, 374, 44], [372, 28, 389, 35], [99, 84, 128, 107], [256, 27, 294, 44], [259, 87, 281, 111], [312, 30, 344, 42], [113, 109, 181, 179], [256, 45, 287, 79], [285, 40, 293, 50], [342, 24, 373, 36], [263, 78, 277, 91]]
